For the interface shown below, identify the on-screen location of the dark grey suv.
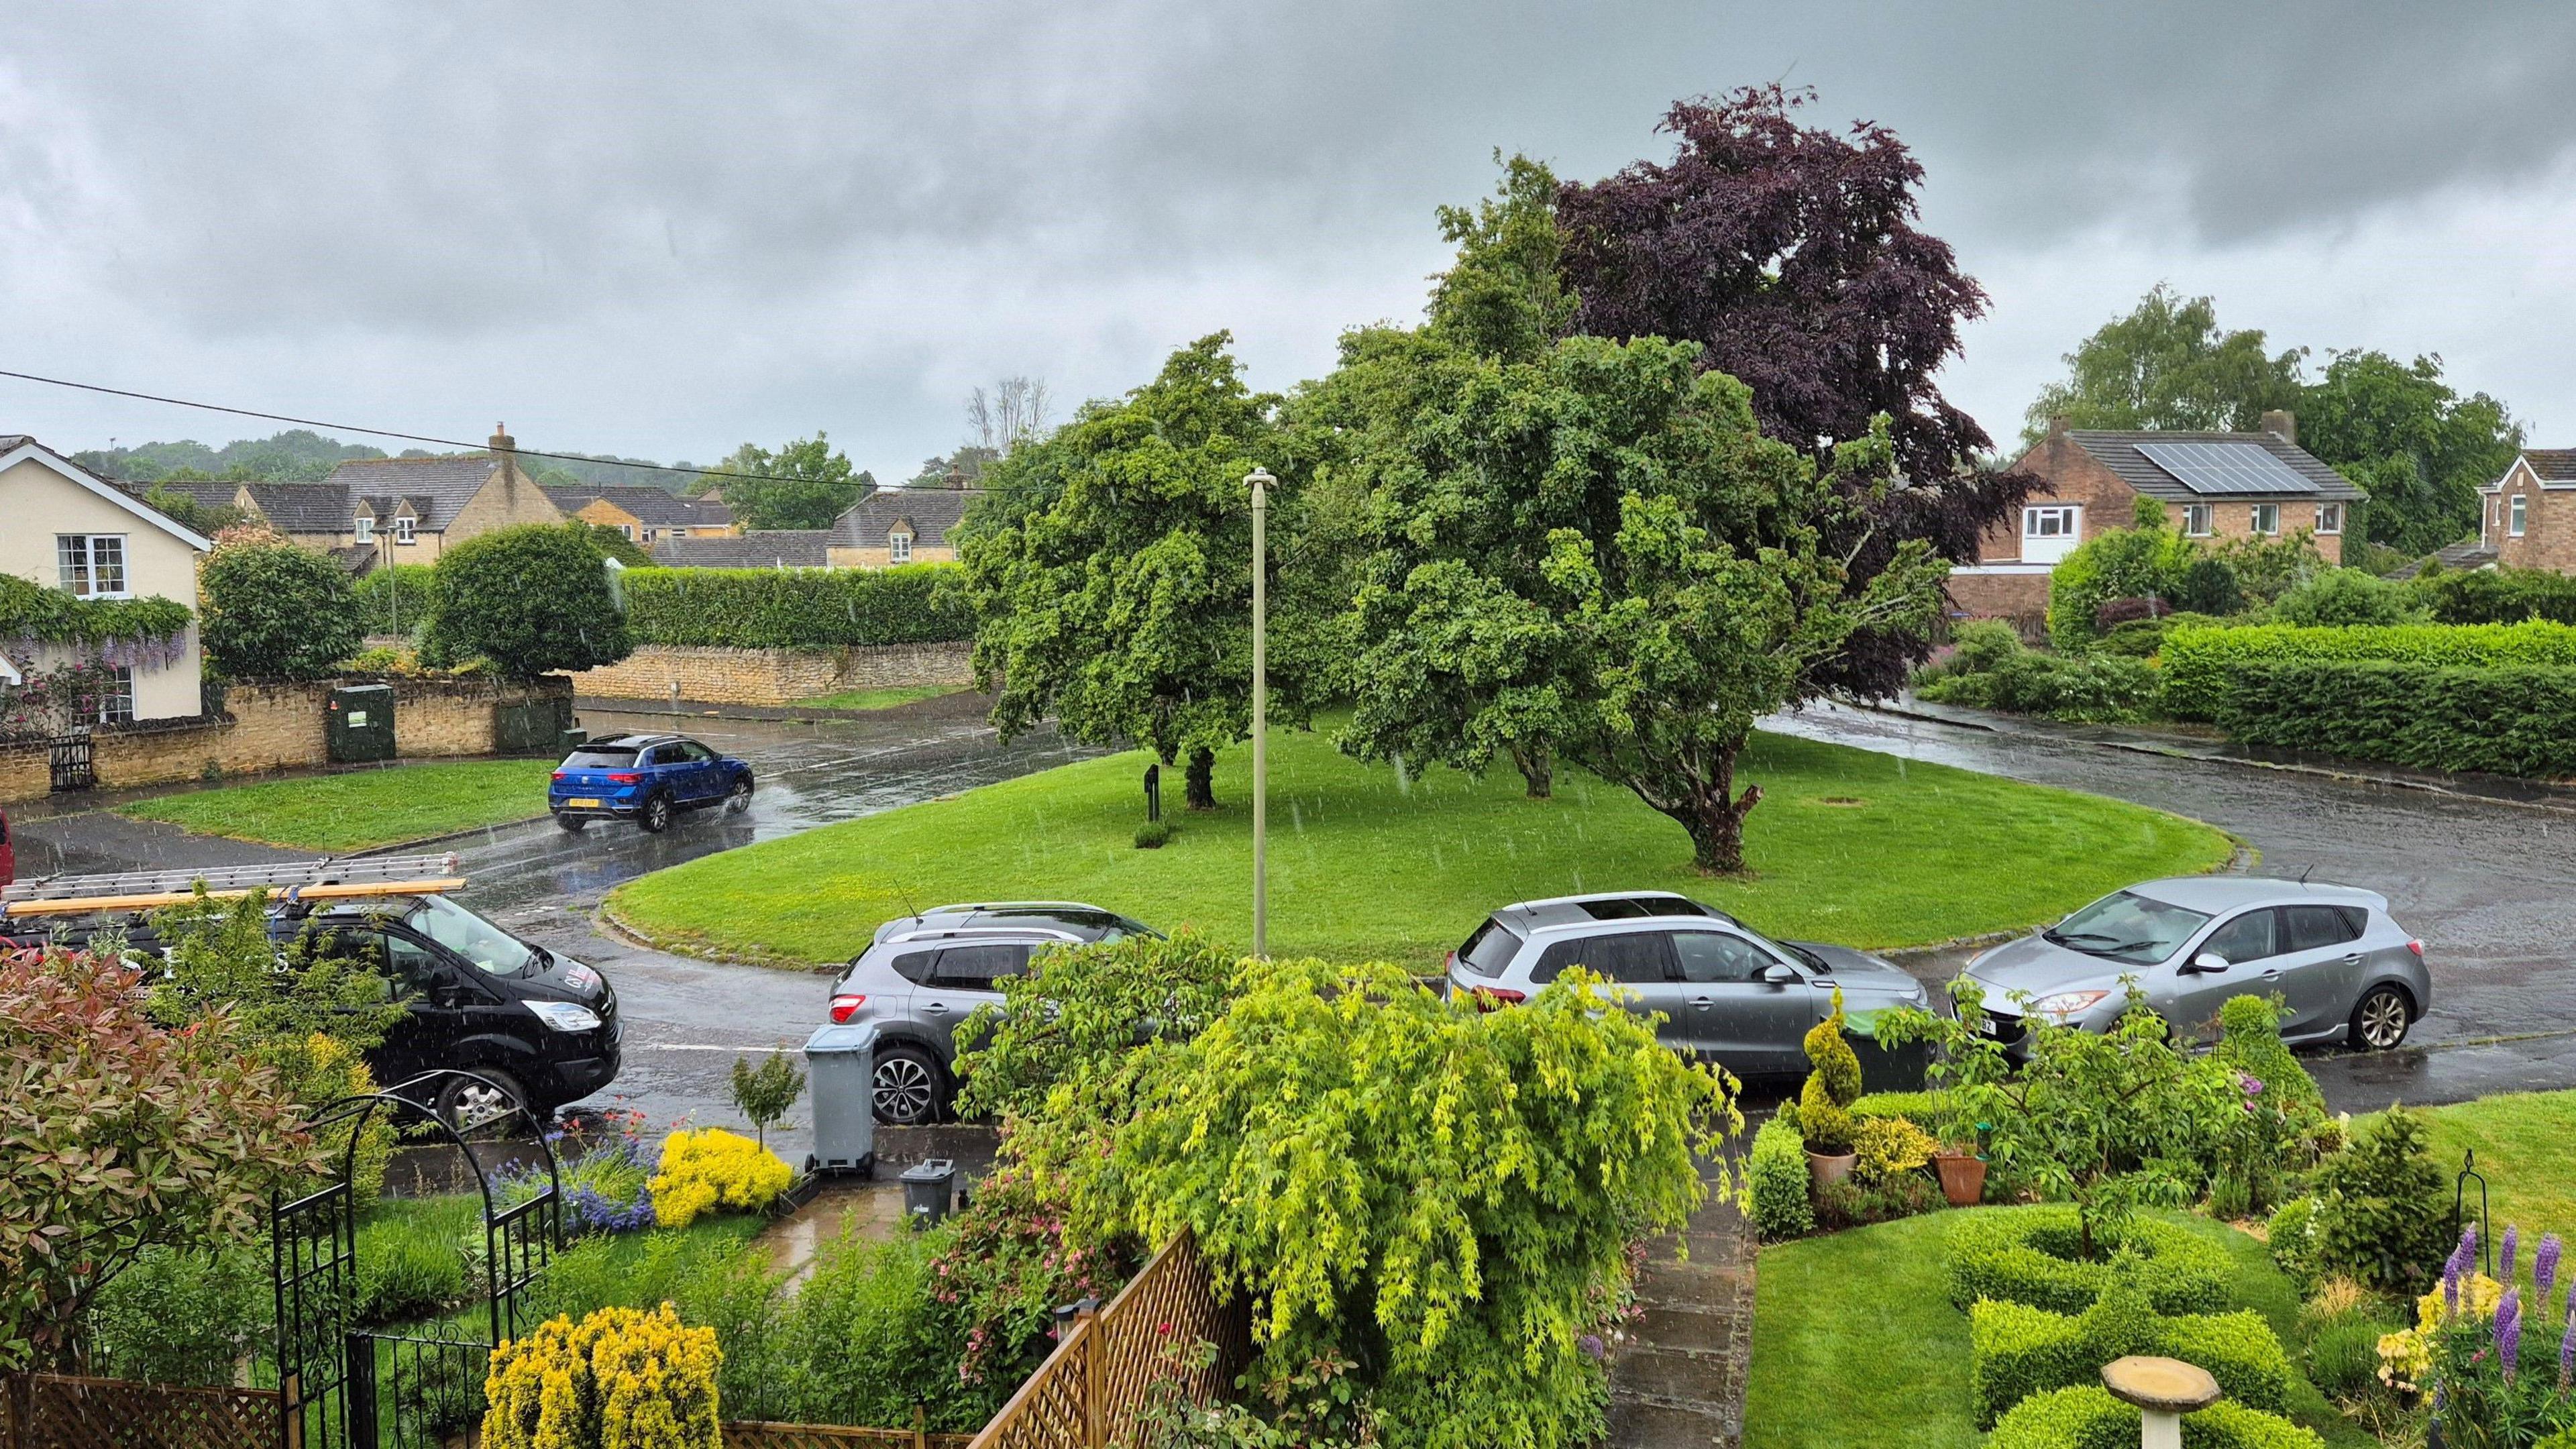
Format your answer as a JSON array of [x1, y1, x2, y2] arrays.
[[1444, 892, 1931, 1077]]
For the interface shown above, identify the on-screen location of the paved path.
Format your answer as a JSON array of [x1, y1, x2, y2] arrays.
[[1605, 1166, 1754, 1448]]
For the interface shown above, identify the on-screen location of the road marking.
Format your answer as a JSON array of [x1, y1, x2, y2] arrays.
[[635, 1042, 801, 1053]]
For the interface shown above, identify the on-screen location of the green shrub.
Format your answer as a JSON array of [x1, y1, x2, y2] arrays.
[[2424, 565, 2576, 626], [1967, 1295, 2290, 1427], [2304, 1314, 2396, 1401], [620, 565, 972, 649], [2096, 618, 2170, 657], [2212, 534, 2328, 606], [2173, 555, 2247, 616], [2309, 1106, 2451, 1291], [1969, 1298, 2090, 1426], [2210, 657, 2576, 777], [86, 1244, 271, 1385], [2161, 620, 2576, 719], [423, 524, 633, 678], [1915, 628, 2161, 722], [2272, 570, 2423, 627], [1986, 1386, 2323, 1449], [2266, 1197, 2320, 1291], [352, 564, 436, 640], [1811, 1171, 1944, 1231], [354, 1214, 468, 1324], [1748, 1116, 1813, 1241], [1945, 1207, 2232, 1316], [2047, 498, 2187, 650], [1134, 820, 1173, 849], [753, 1226, 962, 1428], [199, 537, 364, 680], [1797, 994, 1864, 1155], [1851, 1090, 1949, 1130]]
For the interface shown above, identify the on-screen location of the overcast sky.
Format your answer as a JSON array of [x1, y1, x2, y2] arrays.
[[3, 2, 2571, 485]]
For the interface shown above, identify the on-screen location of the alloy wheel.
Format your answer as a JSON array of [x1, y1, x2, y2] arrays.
[[874, 1056, 936, 1124], [444, 1079, 517, 1130], [2359, 989, 2409, 1049], [727, 780, 753, 814]]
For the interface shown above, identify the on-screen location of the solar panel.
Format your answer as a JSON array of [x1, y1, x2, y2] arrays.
[[2135, 441, 2317, 496]]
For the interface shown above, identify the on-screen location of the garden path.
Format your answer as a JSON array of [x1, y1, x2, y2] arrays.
[[1604, 1159, 1754, 1447]]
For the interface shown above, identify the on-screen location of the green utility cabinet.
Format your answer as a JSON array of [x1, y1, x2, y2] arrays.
[[327, 684, 396, 763], [494, 694, 577, 755]]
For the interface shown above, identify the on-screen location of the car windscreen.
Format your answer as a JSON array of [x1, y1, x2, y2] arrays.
[[561, 747, 639, 769], [407, 894, 539, 976], [2043, 890, 2213, 966], [1455, 918, 1525, 977]]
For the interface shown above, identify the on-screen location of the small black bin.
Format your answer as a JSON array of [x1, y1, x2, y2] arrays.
[[900, 1159, 958, 1227]]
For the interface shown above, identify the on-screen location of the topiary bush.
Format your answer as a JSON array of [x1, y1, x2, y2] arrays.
[[1748, 1116, 1814, 1241], [1986, 1385, 2322, 1449], [2159, 620, 2576, 719], [1945, 1207, 2233, 1316], [2266, 1197, 2320, 1291], [2212, 657, 2576, 778], [1968, 1294, 2290, 1427], [1796, 991, 1863, 1155]]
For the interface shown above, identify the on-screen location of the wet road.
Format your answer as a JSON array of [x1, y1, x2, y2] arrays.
[[1767, 702, 2576, 1114]]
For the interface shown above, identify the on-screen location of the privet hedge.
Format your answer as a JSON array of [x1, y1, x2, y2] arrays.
[[1747, 1116, 1813, 1240], [2214, 659, 2576, 779], [1945, 1208, 2233, 1316], [1969, 1299, 2291, 1427], [1986, 1386, 2322, 1449], [620, 565, 972, 649], [2161, 621, 2576, 719]]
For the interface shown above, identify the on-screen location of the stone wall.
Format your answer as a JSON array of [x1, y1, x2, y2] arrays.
[[569, 641, 973, 706]]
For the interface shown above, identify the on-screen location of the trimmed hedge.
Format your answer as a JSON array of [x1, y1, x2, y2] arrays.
[[2214, 659, 2576, 779], [2161, 621, 2576, 719], [1851, 1090, 1947, 1125], [1946, 1208, 2232, 1316], [2424, 566, 2576, 626], [621, 565, 972, 649], [1968, 1301, 2290, 1427], [1748, 1116, 1813, 1241], [1987, 1386, 2322, 1449]]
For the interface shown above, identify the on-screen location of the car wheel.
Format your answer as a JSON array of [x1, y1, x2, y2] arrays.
[[872, 1045, 949, 1126], [724, 776, 753, 814], [639, 792, 673, 833], [435, 1068, 529, 1132], [555, 813, 587, 833], [2349, 984, 2412, 1051]]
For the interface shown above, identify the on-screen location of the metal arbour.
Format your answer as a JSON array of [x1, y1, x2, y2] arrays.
[[272, 1069, 562, 1449]]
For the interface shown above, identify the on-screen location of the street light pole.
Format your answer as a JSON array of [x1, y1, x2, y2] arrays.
[[1245, 466, 1275, 959]]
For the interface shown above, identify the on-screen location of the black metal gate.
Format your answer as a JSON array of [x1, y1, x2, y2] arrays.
[[46, 733, 91, 792], [276, 1072, 561, 1449]]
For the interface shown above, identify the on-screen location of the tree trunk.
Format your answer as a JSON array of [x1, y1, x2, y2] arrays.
[[1507, 742, 1553, 799], [1185, 746, 1216, 810], [1682, 743, 1762, 875]]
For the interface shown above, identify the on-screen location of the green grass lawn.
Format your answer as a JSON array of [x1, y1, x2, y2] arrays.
[[2411, 1089, 2576, 1234], [119, 759, 555, 851], [1742, 1209, 2375, 1449], [795, 684, 969, 711], [606, 723, 2232, 968]]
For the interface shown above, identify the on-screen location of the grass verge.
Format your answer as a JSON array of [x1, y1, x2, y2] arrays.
[[2411, 1089, 2576, 1233], [119, 759, 554, 851], [606, 723, 2232, 968], [795, 684, 969, 711]]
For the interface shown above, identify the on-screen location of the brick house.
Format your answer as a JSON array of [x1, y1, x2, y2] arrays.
[[0, 434, 210, 722], [825, 486, 981, 568], [543, 484, 738, 546], [1947, 411, 2365, 621], [156, 425, 566, 572], [2473, 449, 2576, 573]]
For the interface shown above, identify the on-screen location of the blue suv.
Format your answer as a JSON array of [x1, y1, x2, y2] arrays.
[[550, 733, 754, 834]]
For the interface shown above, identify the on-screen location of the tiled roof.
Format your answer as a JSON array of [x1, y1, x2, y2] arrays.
[[2520, 449, 2576, 484], [319, 453, 517, 530], [142, 478, 249, 511], [2384, 541, 2498, 580], [328, 545, 380, 576], [2066, 431, 2365, 502], [239, 482, 354, 533], [829, 486, 982, 549], [546, 484, 731, 529], [651, 531, 832, 568]]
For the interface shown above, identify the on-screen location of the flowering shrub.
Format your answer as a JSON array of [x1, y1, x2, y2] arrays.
[[500, 1120, 657, 1235], [647, 1129, 794, 1228], [482, 1303, 721, 1449], [2387, 1224, 2576, 1443], [927, 1168, 1136, 1421]]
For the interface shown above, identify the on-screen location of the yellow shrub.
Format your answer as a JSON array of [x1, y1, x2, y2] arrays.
[[482, 1303, 720, 1449], [647, 1128, 794, 1228], [1851, 1114, 1938, 1184]]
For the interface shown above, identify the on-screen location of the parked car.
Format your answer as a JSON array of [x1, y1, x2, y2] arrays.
[[549, 733, 754, 834], [1444, 891, 1933, 1079], [34, 890, 622, 1124], [1957, 875, 2428, 1053], [830, 902, 1160, 1125], [0, 806, 13, 888]]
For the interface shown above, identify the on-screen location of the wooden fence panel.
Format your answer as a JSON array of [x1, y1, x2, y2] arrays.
[[720, 1421, 975, 1449], [2, 1373, 280, 1449]]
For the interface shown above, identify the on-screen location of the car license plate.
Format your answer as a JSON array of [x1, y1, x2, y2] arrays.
[[569, 797, 602, 808]]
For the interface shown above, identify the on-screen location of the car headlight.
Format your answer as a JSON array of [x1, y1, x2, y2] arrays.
[[526, 1001, 603, 1033], [2028, 990, 2109, 1022]]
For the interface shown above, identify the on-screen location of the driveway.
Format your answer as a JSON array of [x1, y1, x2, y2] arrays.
[[13, 696, 1098, 1163], [1766, 701, 2576, 1114]]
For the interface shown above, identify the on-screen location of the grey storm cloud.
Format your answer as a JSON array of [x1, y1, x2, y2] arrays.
[[1, 1, 2571, 469]]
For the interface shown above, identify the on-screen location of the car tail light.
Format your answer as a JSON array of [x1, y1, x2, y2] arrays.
[[829, 994, 867, 1023], [550, 770, 566, 782], [1470, 987, 1526, 1012], [2408, 938, 2425, 957], [607, 772, 643, 784]]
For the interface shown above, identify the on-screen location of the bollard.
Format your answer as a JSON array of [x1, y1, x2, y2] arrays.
[[2100, 1356, 2220, 1449]]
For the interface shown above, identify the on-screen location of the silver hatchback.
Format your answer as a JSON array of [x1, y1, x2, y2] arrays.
[[1958, 876, 2430, 1053]]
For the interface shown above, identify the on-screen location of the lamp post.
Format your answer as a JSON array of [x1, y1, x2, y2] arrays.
[[1244, 466, 1275, 959]]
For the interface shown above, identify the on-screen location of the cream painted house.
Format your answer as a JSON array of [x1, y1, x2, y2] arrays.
[[0, 435, 209, 722]]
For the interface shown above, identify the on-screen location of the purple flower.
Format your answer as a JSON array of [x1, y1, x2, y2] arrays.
[[2563, 1309, 2576, 1391], [2541, 1234, 2565, 1304], [2504, 1225, 2521, 1283], [1578, 1334, 1605, 1362], [2499, 1287, 2523, 1381], [2447, 1258, 2464, 1318]]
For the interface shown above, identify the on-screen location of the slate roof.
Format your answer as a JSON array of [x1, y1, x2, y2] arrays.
[[651, 531, 832, 568], [239, 482, 358, 533], [318, 454, 514, 530], [140, 478, 248, 512], [829, 487, 982, 549], [2066, 431, 2365, 502], [2504, 449, 2576, 487], [2384, 541, 2498, 580], [545, 485, 733, 529]]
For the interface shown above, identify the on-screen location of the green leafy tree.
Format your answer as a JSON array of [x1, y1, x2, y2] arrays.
[[727, 1053, 805, 1151], [142, 482, 248, 534], [2022, 285, 2307, 445], [712, 434, 869, 529], [2300, 349, 2522, 555], [352, 563, 435, 639], [584, 523, 655, 568], [1424, 154, 1574, 365], [422, 523, 633, 678], [961, 335, 1324, 809], [1338, 334, 1945, 872], [2045, 496, 2191, 649], [197, 534, 366, 680]]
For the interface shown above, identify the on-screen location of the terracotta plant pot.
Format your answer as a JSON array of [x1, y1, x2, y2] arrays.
[[1933, 1151, 1988, 1208], [1807, 1148, 1858, 1190]]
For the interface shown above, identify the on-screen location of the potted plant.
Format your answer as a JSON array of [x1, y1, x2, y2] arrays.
[[1800, 991, 1862, 1188], [1931, 1139, 1988, 1207]]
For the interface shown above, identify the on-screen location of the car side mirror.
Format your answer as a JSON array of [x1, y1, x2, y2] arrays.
[[2190, 952, 2230, 975], [1762, 964, 1799, 985]]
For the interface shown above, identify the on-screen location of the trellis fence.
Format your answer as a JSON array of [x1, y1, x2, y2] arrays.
[[967, 1227, 1248, 1449], [0, 1373, 280, 1449]]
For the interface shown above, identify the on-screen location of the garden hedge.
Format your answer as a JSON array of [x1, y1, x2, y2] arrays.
[[620, 564, 972, 649], [1986, 1386, 2321, 1449], [1969, 1299, 2291, 1426], [1850, 1090, 1947, 1125], [2424, 566, 2576, 627], [2160, 621, 2576, 719], [1946, 1208, 2233, 1316], [1747, 1116, 1813, 1241], [2210, 658, 2576, 779]]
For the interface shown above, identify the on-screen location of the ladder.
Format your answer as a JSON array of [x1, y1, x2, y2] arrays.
[[1, 852, 467, 918]]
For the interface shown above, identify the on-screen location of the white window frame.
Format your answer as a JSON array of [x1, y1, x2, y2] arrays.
[[2250, 503, 2282, 536], [2512, 494, 2529, 537], [87, 665, 136, 724], [2019, 505, 2079, 564], [2182, 504, 2213, 537], [2314, 502, 2343, 535], [392, 516, 417, 544], [619, 523, 635, 540], [56, 533, 131, 598], [888, 531, 913, 564], [354, 513, 375, 543]]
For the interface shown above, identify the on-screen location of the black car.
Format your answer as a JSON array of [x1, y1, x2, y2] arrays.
[[36, 892, 621, 1124], [549, 733, 755, 834]]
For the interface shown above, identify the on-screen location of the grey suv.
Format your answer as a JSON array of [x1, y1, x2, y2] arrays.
[[1444, 892, 1932, 1077], [1958, 875, 2429, 1053], [830, 902, 1158, 1124]]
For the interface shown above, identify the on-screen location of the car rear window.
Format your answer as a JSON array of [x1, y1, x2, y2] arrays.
[[1455, 918, 1524, 978], [562, 747, 639, 768]]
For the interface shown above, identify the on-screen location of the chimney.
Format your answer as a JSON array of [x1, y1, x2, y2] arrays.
[[944, 466, 969, 490], [2047, 413, 2070, 439], [489, 421, 516, 456], [2260, 409, 2296, 445]]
